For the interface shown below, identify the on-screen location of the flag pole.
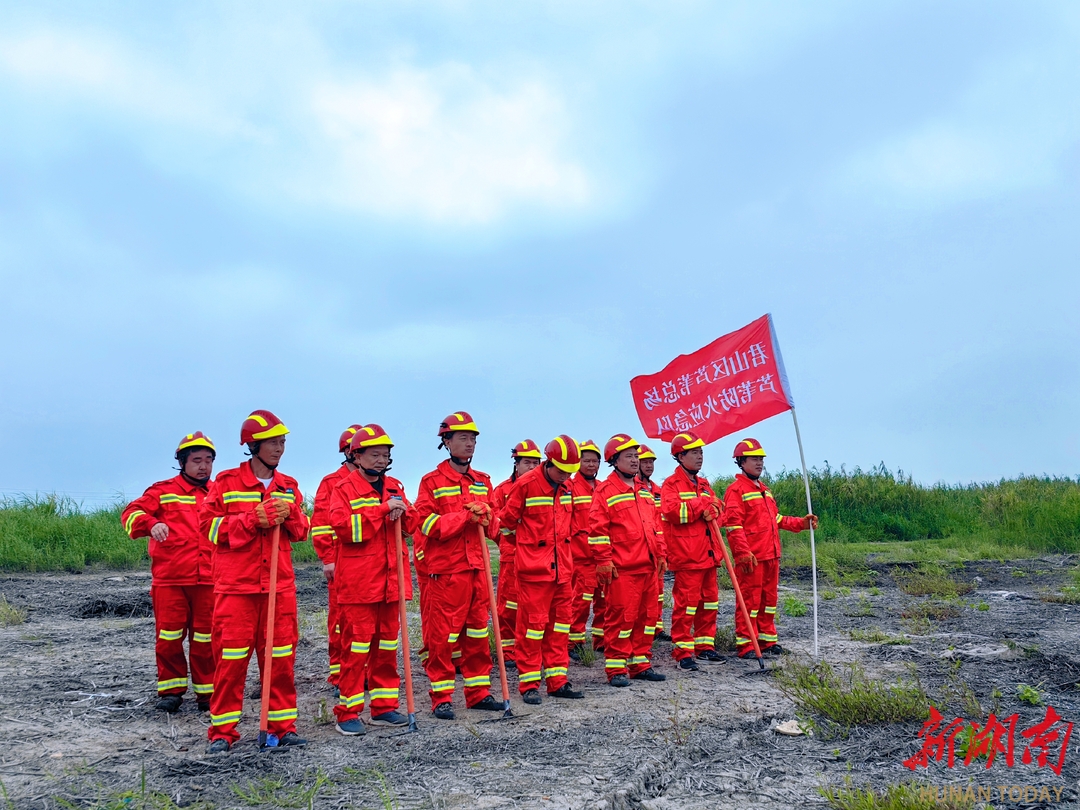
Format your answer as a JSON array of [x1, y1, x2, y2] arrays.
[[790, 407, 819, 658]]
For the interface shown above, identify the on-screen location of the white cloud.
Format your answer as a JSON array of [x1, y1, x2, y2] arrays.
[[299, 66, 591, 223]]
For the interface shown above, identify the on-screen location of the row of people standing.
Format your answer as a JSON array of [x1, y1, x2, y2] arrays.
[[122, 409, 816, 753]]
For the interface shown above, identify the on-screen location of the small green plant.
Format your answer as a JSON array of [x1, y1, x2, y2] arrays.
[[1017, 683, 1042, 706], [869, 587, 881, 596], [231, 772, 331, 808], [314, 698, 333, 725], [774, 661, 930, 734], [575, 643, 598, 667], [782, 595, 808, 617], [1041, 586, 1080, 604], [843, 597, 875, 618], [0, 596, 26, 626], [838, 586, 852, 597], [901, 601, 960, 621], [895, 568, 975, 598], [714, 625, 737, 652], [666, 681, 692, 745], [822, 590, 837, 601], [1011, 569, 1027, 578], [848, 627, 910, 645], [974, 600, 989, 611]]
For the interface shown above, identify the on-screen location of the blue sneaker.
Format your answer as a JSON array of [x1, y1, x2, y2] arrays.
[[370, 710, 408, 726], [335, 719, 366, 736]]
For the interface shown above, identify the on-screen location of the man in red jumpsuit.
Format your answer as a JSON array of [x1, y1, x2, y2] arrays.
[[327, 425, 413, 734], [721, 438, 817, 657], [568, 439, 604, 658], [588, 435, 667, 687], [636, 444, 668, 640], [309, 424, 363, 690], [490, 439, 542, 668], [200, 410, 309, 753], [122, 432, 217, 713], [498, 436, 585, 704], [660, 431, 724, 671], [413, 412, 503, 719]]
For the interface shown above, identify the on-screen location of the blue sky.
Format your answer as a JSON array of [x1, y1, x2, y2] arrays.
[[1, 1, 1077, 506]]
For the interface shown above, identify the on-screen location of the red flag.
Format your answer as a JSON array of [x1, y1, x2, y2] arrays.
[[630, 314, 794, 444]]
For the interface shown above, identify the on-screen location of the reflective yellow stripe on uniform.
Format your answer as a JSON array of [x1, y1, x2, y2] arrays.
[[340, 692, 365, 708], [433, 486, 461, 499], [764, 606, 777, 614], [160, 494, 197, 505], [222, 646, 249, 660], [518, 670, 541, 683], [379, 639, 399, 651], [193, 682, 214, 694], [447, 632, 460, 643], [572, 496, 592, 505], [604, 658, 626, 668], [544, 666, 567, 678], [158, 628, 184, 641], [703, 602, 719, 611], [553, 623, 570, 634], [505, 600, 518, 610], [351, 513, 363, 543], [581, 592, 594, 601], [588, 535, 610, 545], [208, 517, 223, 545], [157, 677, 187, 690], [272, 644, 293, 658], [351, 641, 371, 654], [468, 484, 489, 496], [124, 510, 146, 536], [617, 629, 631, 639], [525, 628, 544, 640], [629, 655, 650, 665], [211, 710, 242, 726], [310, 525, 334, 537], [606, 493, 635, 507], [466, 627, 489, 639], [350, 497, 380, 508], [192, 632, 212, 643], [463, 674, 491, 687], [694, 636, 713, 645], [675, 641, 695, 650], [685, 606, 697, 616], [525, 496, 554, 507], [223, 491, 262, 504], [270, 491, 296, 503], [431, 680, 455, 692], [759, 633, 778, 642], [742, 492, 763, 501], [369, 688, 398, 700], [266, 708, 298, 722], [421, 514, 440, 535], [679, 503, 689, 523]]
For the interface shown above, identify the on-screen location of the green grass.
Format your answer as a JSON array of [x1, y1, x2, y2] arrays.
[[895, 567, 975, 598], [0, 596, 27, 626], [782, 595, 808, 617], [774, 661, 930, 733], [848, 628, 909, 645]]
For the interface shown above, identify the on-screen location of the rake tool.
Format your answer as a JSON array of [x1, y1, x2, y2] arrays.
[[706, 515, 769, 675], [476, 523, 515, 720], [393, 516, 419, 733], [258, 523, 282, 748]]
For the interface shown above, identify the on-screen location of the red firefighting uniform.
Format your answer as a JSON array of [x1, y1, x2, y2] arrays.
[[328, 472, 414, 722], [309, 464, 350, 686], [413, 460, 500, 710], [660, 466, 721, 660], [121, 476, 214, 701], [199, 462, 309, 744], [639, 476, 666, 635], [588, 472, 666, 680], [498, 466, 574, 694], [568, 473, 604, 651], [491, 476, 520, 663], [721, 473, 807, 655]]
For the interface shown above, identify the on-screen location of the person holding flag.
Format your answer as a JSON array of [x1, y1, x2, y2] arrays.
[[200, 410, 309, 753], [660, 432, 724, 671], [721, 438, 817, 657], [121, 432, 217, 713], [327, 425, 413, 734], [490, 439, 543, 668], [498, 436, 586, 704], [413, 412, 504, 719], [568, 439, 604, 658], [588, 435, 667, 687], [636, 444, 668, 640], [308, 424, 363, 690]]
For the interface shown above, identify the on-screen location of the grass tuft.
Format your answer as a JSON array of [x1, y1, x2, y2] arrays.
[[0, 596, 27, 626], [775, 661, 930, 733], [901, 601, 961, 621], [895, 568, 975, 598], [782, 595, 808, 617]]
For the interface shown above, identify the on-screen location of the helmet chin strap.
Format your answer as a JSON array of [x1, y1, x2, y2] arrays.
[[253, 444, 278, 473], [449, 454, 472, 468], [180, 470, 210, 487]]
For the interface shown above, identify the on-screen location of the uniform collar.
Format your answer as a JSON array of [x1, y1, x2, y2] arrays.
[[171, 473, 204, 493], [438, 458, 477, 482], [239, 460, 274, 489], [737, 472, 763, 489], [606, 470, 638, 491]]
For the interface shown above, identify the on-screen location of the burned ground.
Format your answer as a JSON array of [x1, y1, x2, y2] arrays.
[[2, 559, 1079, 809]]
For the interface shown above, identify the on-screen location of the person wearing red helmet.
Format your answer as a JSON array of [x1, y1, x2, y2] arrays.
[[661, 432, 724, 671], [199, 411, 310, 753], [498, 436, 586, 704], [412, 412, 502, 719], [121, 432, 217, 713], [568, 439, 605, 658], [636, 444, 668, 641], [309, 424, 363, 690], [327, 425, 415, 734], [588, 435, 667, 687], [490, 439, 542, 668], [721, 438, 817, 658]]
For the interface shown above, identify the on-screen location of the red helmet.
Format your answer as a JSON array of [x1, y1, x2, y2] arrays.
[[545, 435, 581, 473], [733, 438, 767, 458], [240, 410, 289, 445], [437, 411, 479, 437], [604, 434, 639, 463], [578, 439, 602, 458], [350, 424, 394, 451], [339, 424, 364, 453], [637, 443, 658, 460], [176, 431, 215, 457], [511, 439, 542, 459], [671, 431, 706, 456]]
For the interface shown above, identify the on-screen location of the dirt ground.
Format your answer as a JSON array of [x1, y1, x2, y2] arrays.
[[3, 558, 1080, 809]]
